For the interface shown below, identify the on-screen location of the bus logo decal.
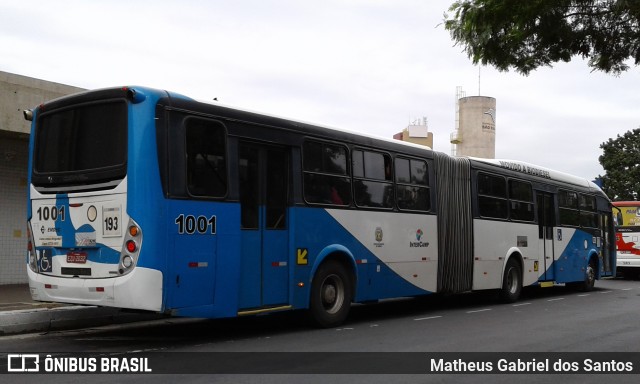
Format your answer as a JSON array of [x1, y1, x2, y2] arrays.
[[374, 227, 384, 248], [375, 227, 383, 242], [410, 228, 430, 248]]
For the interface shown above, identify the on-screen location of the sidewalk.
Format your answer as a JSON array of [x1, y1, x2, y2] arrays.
[[0, 284, 36, 305], [0, 284, 161, 335], [0, 284, 60, 309]]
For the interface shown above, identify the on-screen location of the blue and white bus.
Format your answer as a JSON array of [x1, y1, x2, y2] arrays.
[[25, 86, 616, 327]]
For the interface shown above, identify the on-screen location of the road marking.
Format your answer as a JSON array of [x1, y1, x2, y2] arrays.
[[403, 284, 630, 324], [466, 308, 491, 314]]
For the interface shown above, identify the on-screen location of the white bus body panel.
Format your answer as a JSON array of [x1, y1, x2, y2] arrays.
[[328, 209, 439, 292], [473, 220, 540, 290], [617, 254, 640, 268], [27, 267, 163, 312]]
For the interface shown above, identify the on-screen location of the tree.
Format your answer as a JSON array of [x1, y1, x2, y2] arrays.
[[598, 128, 640, 200], [444, 0, 640, 75]]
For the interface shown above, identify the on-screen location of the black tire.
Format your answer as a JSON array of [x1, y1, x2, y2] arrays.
[[499, 258, 522, 303], [309, 260, 352, 328], [571, 258, 597, 292]]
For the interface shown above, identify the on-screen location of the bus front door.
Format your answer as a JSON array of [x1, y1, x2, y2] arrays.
[[238, 142, 290, 310], [537, 192, 555, 281]]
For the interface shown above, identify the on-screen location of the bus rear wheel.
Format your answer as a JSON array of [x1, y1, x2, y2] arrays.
[[309, 260, 352, 328], [499, 258, 522, 303]]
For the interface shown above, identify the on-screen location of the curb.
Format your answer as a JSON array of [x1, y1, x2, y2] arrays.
[[0, 306, 162, 336]]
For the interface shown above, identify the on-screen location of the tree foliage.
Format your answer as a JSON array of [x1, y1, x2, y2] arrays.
[[444, 0, 640, 75], [599, 128, 640, 200]]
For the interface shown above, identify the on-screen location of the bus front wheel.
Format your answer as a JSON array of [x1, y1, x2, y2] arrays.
[[569, 258, 597, 292], [309, 260, 352, 328], [499, 258, 522, 303]]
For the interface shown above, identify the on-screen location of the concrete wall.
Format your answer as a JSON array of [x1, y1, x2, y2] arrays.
[[0, 136, 29, 284], [0, 71, 85, 135], [0, 71, 84, 284]]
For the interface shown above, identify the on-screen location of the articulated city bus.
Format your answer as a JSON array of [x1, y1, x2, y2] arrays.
[[25, 86, 616, 327]]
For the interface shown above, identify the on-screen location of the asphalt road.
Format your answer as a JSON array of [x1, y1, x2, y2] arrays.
[[2, 278, 639, 383]]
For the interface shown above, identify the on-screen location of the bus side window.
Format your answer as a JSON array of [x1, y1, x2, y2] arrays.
[[302, 140, 351, 206], [395, 157, 430, 212], [579, 194, 598, 228], [508, 179, 534, 222], [185, 118, 227, 198], [477, 173, 508, 219], [353, 150, 393, 209], [558, 190, 580, 227]]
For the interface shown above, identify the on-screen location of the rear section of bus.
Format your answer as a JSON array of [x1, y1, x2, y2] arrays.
[[25, 87, 164, 311]]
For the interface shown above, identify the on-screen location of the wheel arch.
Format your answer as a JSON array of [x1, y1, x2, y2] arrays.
[[309, 244, 357, 301], [499, 249, 524, 303], [503, 248, 524, 278], [587, 250, 600, 279]]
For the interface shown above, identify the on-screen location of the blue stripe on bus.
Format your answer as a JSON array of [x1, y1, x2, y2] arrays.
[[553, 229, 599, 283], [35, 194, 122, 265], [164, 203, 433, 317], [292, 207, 433, 307]]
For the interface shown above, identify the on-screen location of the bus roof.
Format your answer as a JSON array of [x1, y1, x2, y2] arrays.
[[178, 90, 436, 153], [34, 85, 603, 197], [613, 201, 640, 207], [161, 90, 601, 193], [469, 157, 603, 193]]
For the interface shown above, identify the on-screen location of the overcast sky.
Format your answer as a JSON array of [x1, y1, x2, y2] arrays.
[[2, 0, 639, 181]]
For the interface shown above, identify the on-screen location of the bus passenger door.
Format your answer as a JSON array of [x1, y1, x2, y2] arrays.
[[238, 142, 290, 309], [599, 212, 614, 275], [537, 192, 555, 281]]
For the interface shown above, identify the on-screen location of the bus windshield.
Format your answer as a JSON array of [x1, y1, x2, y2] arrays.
[[32, 100, 128, 189]]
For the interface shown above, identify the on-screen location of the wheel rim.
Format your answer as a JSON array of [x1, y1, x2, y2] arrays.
[[507, 267, 519, 294], [586, 264, 595, 286], [321, 274, 345, 314]]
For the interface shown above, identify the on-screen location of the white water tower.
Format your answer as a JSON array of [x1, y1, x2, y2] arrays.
[[450, 87, 496, 158]]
